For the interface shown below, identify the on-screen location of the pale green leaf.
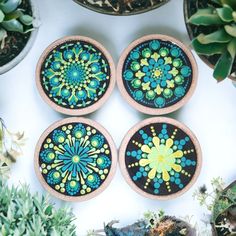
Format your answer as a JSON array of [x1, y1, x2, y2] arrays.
[[197, 28, 232, 44], [19, 14, 33, 26], [216, 5, 233, 22], [0, 9, 4, 22], [225, 24, 236, 37], [0, 0, 21, 14], [1, 19, 23, 33]]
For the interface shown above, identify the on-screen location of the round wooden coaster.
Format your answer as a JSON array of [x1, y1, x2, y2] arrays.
[[117, 34, 198, 115], [36, 36, 116, 116], [119, 117, 202, 200], [34, 117, 117, 202]]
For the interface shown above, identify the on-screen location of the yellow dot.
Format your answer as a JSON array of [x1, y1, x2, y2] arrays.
[[68, 125, 72, 129], [42, 169, 47, 174], [44, 144, 48, 148], [55, 185, 60, 190], [47, 138, 51, 143], [92, 129, 96, 134], [101, 175, 105, 180], [104, 144, 108, 148], [87, 188, 91, 193], [105, 150, 110, 155], [104, 169, 108, 174], [60, 188, 65, 193]]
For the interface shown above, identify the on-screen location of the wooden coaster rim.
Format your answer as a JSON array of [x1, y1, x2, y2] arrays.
[[34, 117, 117, 202], [119, 117, 202, 200], [36, 36, 116, 116], [117, 34, 198, 115]]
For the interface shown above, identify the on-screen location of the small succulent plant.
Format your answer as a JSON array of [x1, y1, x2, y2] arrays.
[[188, 0, 236, 81], [0, 0, 34, 49]]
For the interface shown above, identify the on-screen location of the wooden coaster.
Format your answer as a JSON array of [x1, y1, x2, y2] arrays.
[[119, 117, 202, 200], [36, 36, 116, 116], [34, 117, 117, 202], [117, 35, 198, 115]]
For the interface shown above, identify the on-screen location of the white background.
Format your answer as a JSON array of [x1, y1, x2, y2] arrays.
[[1, 0, 236, 235]]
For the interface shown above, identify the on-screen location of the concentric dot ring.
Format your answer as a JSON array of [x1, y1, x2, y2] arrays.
[[36, 36, 116, 116], [119, 117, 202, 200], [34, 117, 117, 202], [117, 34, 198, 115]]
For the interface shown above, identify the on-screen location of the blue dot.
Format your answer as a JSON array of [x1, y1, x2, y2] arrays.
[[154, 189, 159, 194], [185, 137, 190, 142], [133, 176, 137, 181], [181, 163, 186, 167], [154, 183, 160, 188], [164, 135, 169, 139], [143, 66, 149, 72], [175, 179, 181, 185], [175, 173, 180, 178], [162, 129, 167, 134], [170, 177, 175, 182], [186, 160, 191, 166], [179, 184, 184, 189], [180, 140, 186, 145], [143, 172, 147, 177], [163, 124, 167, 129], [140, 167, 144, 172], [192, 161, 196, 166], [131, 151, 137, 157], [178, 145, 183, 150], [136, 172, 142, 178], [142, 134, 148, 139], [159, 179, 163, 184], [127, 151, 131, 156]]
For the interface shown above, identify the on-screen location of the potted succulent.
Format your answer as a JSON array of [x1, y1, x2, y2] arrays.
[[88, 211, 196, 236], [73, 0, 169, 16], [194, 177, 236, 235], [184, 0, 236, 81], [0, 0, 39, 74]]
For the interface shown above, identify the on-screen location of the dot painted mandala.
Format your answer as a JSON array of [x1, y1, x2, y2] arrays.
[[122, 39, 193, 109], [39, 39, 111, 110], [37, 121, 113, 198], [123, 121, 200, 197]]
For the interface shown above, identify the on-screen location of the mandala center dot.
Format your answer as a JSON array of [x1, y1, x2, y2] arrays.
[[154, 69, 161, 78], [157, 155, 165, 163], [72, 155, 80, 163], [64, 64, 85, 85]]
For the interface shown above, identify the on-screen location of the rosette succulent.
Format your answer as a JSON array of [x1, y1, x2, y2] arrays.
[[0, 0, 34, 49], [188, 0, 236, 81]]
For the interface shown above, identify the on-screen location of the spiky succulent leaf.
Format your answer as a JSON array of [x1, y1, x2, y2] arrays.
[[192, 38, 226, 55], [216, 5, 233, 22], [197, 28, 232, 44], [213, 39, 236, 81], [188, 0, 236, 80], [188, 8, 224, 26]]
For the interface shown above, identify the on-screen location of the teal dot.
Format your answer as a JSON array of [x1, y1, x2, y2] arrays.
[[181, 66, 191, 77], [175, 179, 181, 185], [175, 86, 185, 97], [150, 40, 160, 50], [154, 97, 165, 107], [154, 183, 160, 188], [124, 70, 133, 80], [171, 48, 180, 57], [134, 90, 144, 100], [136, 172, 142, 178]]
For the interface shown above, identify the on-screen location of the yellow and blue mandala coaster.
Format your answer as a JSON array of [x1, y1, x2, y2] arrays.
[[36, 36, 115, 116], [117, 35, 198, 115], [35, 118, 117, 201], [119, 117, 202, 200]]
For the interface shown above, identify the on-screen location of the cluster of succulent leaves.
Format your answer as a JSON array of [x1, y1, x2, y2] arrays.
[[193, 177, 236, 235], [188, 0, 236, 81], [0, 179, 77, 236], [0, 0, 34, 49], [88, 210, 194, 236]]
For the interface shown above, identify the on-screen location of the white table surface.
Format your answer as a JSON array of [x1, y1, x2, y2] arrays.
[[1, 0, 236, 235]]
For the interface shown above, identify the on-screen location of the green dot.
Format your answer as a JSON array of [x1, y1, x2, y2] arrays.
[[70, 181, 76, 188], [97, 158, 103, 165], [53, 172, 60, 179], [58, 136, 65, 143], [133, 79, 141, 88]]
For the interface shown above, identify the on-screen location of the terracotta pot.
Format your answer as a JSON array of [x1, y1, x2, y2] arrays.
[[0, 0, 40, 75]]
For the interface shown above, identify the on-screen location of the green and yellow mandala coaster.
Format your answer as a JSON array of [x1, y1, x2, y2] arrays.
[[34, 118, 117, 201], [36, 36, 115, 116], [119, 117, 202, 200], [117, 35, 198, 115]]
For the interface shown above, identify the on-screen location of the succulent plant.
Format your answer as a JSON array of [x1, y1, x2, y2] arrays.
[[0, 179, 77, 236], [0, 0, 34, 49], [188, 0, 236, 81]]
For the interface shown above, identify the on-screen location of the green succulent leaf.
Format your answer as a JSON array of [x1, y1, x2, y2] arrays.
[[224, 24, 236, 37], [19, 14, 33, 26], [0, 0, 21, 14], [213, 40, 236, 81], [212, 0, 222, 5], [221, 0, 236, 10], [192, 38, 226, 55], [0, 9, 5, 22], [188, 8, 224, 26], [1, 19, 23, 33], [3, 9, 23, 21], [216, 5, 233, 22], [197, 28, 232, 44]]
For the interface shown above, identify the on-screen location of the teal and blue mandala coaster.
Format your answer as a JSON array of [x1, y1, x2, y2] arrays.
[[117, 35, 198, 115], [119, 117, 202, 199], [36, 36, 115, 116], [35, 118, 117, 201]]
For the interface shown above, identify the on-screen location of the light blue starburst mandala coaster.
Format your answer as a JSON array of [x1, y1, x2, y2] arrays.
[[36, 36, 115, 116], [35, 118, 117, 201]]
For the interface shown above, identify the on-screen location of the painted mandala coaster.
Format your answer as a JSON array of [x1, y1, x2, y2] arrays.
[[119, 117, 202, 200], [34, 118, 117, 201], [36, 36, 115, 116], [117, 35, 198, 115]]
